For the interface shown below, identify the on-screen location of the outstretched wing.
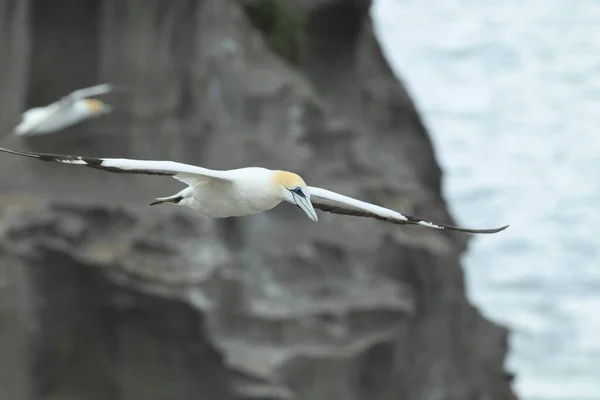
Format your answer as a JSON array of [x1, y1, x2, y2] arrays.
[[0, 147, 232, 186], [308, 186, 508, 234], [65, 84, 115, 101]]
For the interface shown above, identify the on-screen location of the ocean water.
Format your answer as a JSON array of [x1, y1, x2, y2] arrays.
[[372, 1, 600, 399]]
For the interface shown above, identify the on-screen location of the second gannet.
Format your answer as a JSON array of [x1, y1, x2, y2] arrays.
[[12, 84, 114, 137], [0, 146, 509, 234]]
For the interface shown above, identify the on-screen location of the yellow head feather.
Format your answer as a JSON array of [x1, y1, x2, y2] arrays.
[[272, 170, 306, 189], [83, 98, 105, 113]]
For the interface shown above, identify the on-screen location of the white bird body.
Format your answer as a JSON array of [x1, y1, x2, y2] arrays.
[[167, 167, 285, 218], [0, 146, 508, 234], [16, 101, 94, 135], [13, 84, 114, 137]]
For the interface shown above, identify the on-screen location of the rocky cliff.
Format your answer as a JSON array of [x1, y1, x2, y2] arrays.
[[0, 0, 517, 399]]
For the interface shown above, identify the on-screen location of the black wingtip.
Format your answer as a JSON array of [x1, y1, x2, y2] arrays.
[[461, 224, 510, 234], [0, 146, 41, 159], [409, 215, 510, 234]]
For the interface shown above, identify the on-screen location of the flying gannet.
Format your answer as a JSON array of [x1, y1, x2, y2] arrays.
[[0, 147, 509, 234], [12, 84, 115, 137]]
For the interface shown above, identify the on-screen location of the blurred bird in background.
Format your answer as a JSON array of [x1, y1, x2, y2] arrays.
[[11, 83, 115, 138]]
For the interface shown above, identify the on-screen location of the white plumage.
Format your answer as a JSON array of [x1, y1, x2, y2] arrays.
[[13, 84, 115, 137], [0, 146, 509, 234]]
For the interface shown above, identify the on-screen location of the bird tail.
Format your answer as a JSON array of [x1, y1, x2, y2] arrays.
[[12, 122, 28, 136], [149, 194, 183, 206]]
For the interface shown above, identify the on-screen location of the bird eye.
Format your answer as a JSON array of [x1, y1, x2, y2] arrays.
[[292, 187, 305, 197]]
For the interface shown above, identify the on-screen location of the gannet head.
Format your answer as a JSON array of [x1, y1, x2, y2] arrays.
[[272, 170, 318, 222], [80, 98, 112, 116]]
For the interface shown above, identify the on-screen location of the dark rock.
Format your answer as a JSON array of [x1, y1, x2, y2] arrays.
[[0, 0, 516, 399]]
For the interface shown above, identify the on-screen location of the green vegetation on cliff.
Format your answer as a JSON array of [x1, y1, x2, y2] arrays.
[[241, 0, 305, 65]]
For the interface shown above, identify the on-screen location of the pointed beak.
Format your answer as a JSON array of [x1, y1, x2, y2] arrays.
[[293, 194, 318, 222]]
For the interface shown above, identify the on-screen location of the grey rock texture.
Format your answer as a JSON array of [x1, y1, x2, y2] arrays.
[[0, 0, 517, 399]]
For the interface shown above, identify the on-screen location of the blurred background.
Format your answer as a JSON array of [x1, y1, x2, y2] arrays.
[[1, 0, 592, 399], [374, 1, 600, 399]]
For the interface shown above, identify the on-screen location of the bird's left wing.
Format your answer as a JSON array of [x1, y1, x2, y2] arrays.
[[308, 186, 508, 234], [0, 147, 233, 185]]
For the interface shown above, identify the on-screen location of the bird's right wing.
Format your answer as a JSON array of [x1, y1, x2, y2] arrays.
[[0, 147, 233, 186], [66, 84, 115, 101]]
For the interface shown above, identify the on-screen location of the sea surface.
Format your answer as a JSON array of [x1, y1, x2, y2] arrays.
[[372, 1, 600, 399]]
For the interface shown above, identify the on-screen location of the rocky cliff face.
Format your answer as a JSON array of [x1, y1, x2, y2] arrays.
[[0, 0, 516, 399]]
